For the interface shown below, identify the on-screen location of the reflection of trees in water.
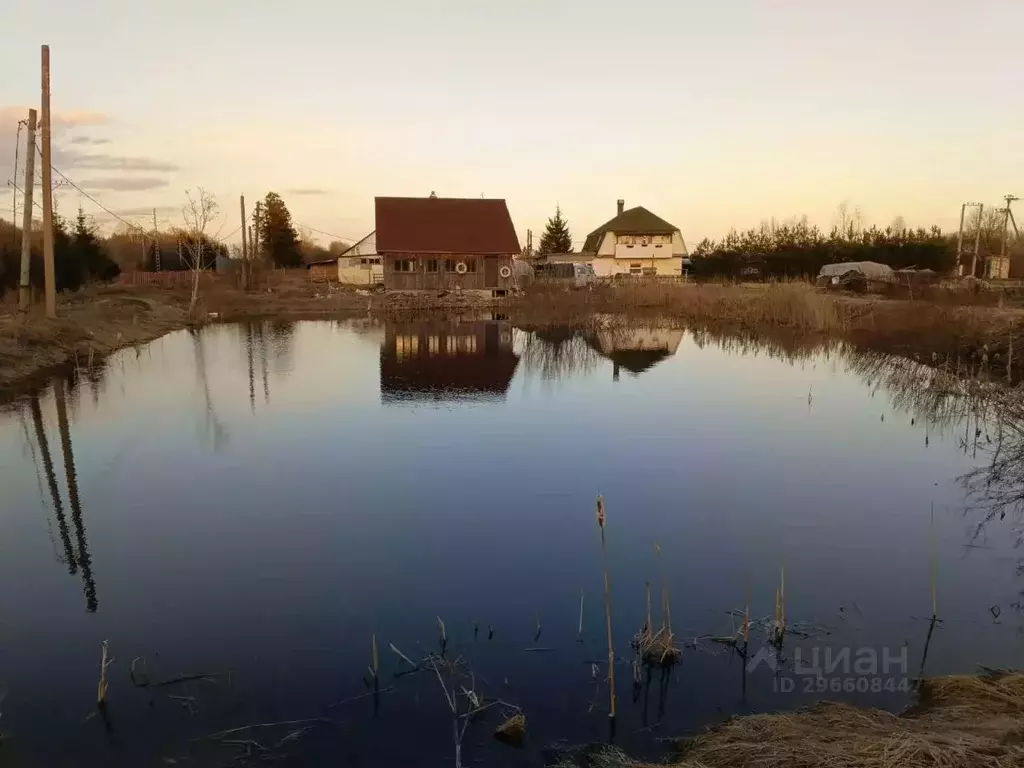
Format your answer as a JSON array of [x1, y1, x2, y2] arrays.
[[26, 383, 98, 612], [517, 327, 601, 381], [190, 329, 227, 450]]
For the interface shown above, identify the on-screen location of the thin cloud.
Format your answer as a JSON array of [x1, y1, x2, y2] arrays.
[[53, 111, 108, 129], [0, 107, 108, 131], [68, 136, 112, 145], [116, 205, 179, 216], [285, 188, 330, 196], [78, 177, 170, 192], [55, 148, 180, 172]]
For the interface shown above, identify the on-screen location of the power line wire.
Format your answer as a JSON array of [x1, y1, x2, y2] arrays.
[[292, 220, 365, 243]]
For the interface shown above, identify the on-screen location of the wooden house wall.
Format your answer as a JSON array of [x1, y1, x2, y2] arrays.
[[382, 254, 513, 291]]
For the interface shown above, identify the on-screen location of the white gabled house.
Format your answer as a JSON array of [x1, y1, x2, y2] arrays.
[[337, 231, 383, 285], [581, 200, 688, 277]]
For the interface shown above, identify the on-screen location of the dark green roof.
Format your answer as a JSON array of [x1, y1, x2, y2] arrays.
[[582, 206, 678, 253]]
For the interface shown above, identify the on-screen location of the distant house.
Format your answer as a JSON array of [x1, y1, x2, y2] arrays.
[[337, 231, 382, 285], [375, 195, 520, 293], [581, 200, 688, 277]]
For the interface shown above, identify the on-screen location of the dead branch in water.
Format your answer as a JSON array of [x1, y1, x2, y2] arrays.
[[96, 640, 111, 707]]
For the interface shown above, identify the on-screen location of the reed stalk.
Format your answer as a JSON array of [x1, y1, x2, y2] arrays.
[[930, 503, 938, 620], [371, 634, 379, 680], [644, 581, 652, 641], [596, 495, 616, 720], [577, 590, 585, 643]]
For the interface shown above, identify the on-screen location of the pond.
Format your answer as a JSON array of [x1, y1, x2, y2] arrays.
[[0, 317, 1022, 767]]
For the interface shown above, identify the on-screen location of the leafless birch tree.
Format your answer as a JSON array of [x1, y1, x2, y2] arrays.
[[181, 188, 219, 318]]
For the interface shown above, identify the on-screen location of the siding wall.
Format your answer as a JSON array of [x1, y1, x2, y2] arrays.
[[382, 254, 514, 291]]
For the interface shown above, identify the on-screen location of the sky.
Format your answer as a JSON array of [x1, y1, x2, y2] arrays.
[[0, 0, 1021, 249]]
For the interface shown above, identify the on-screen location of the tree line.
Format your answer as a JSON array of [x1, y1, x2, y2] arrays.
[[690, 219, 955, 279], [0, 208, 120, 296], [0, 190, 348, 298]]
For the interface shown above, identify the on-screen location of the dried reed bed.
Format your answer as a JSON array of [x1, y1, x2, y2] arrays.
[[554, 673, 1024, 768], [511, 281, 1024, 374]]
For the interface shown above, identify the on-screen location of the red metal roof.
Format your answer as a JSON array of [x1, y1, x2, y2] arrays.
[[375, 196, 520, 254]]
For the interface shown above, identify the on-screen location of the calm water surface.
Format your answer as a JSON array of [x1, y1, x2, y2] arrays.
[[0, 318, 1021, 767]]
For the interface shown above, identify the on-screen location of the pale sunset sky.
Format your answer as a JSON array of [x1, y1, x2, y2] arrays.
[[0, 0, 1021, 249]]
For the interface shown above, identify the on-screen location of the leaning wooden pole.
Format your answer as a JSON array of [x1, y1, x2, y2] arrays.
[[596, 496, 616, 724], [18, 109, 37, 311]]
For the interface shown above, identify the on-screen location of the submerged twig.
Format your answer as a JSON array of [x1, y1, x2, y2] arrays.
[[205, 718, 335, 740], [327, 687, 394, 708]]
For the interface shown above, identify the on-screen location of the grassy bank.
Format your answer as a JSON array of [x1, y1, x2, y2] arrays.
[[3, 276, 1024, 393], [553, 672, 1024, 768]]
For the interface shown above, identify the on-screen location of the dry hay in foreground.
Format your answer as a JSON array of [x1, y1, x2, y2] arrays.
[[549, 672, 1024, 768]]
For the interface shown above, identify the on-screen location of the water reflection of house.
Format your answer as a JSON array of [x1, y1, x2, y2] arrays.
[[380, 321, 520, 402], [586, 327, 683, 379]]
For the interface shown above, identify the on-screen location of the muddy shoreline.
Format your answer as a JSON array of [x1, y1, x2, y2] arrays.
[[3, 279, 1024, 398]]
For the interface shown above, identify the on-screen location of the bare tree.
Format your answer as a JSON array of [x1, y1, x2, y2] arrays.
[[181, 188, 219, 318]]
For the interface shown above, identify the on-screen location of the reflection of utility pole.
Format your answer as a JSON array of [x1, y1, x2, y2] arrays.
[[29, 392, 76, 574], [246, 325, 255, 414], [54, 377, 97, 612]]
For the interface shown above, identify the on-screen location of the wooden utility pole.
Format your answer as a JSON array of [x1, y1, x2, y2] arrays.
[[152, 208, 161, 271], [18, 109, 37, 310], [41, 45, 56, 317], [253, 200, 262, 261], [239, 195, 248, 289], [956, 204, 966, 276], [239, 195, 248, 260], [972, 204, 984, 278], [1001, 195, 1019, 262]]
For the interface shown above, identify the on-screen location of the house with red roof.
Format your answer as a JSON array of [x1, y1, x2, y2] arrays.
[[375, 194, 521, 293]]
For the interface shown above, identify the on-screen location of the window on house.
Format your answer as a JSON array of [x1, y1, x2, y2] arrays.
[[394, 259, 414, 272], [370, 258, 381, 265], [445, 259, 457, 272], [447, 335, 457, 354], [428, 335, 440, 354], [629, 262, 642, 275], [465, 259, 477, 273], [655, 244, 663, 248], [395, 334, 419, 359], [626, 244, 634, 248], [426, 259, 439, 273]]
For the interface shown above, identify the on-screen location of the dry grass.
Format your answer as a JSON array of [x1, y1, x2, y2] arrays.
[[553, 673, 1024, 768], [670, 673, 1024, 768]]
